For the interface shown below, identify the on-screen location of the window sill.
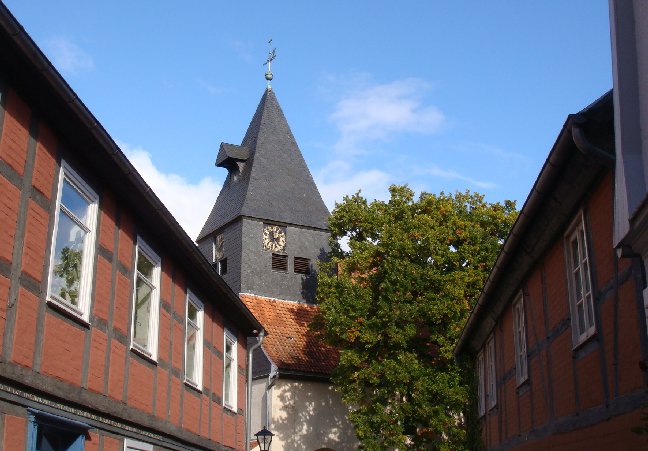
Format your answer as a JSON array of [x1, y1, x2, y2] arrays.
[[46, 297, 90, 327], [184, 379, 202, 393], [130, 345, 158, 365], [223, 403, 237, 414], [571, 329, 597, 353], [516, 376, 529, 389], [516, 379, 530, 394]]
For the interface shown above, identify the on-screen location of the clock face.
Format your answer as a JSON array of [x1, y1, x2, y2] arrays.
[[263, 225, 286, 252]]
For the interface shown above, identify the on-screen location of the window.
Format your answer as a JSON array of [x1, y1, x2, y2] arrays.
[[512, 295, 528, 384], [476, 350, 485, 417], [218, 258, 228, 275], [27, 409, 89, 451], [223, 328, 238, 410], [271, 253, 288, 272], [185, 291, 204, 389], [47, 161, 98, 322], [124, 439, 153, 451], [213, 234, 224, 263], [565, 213, 596, 345], [294, 257, 311, 275], [486, 335, 496, 409], [131, 238, 161, 359]]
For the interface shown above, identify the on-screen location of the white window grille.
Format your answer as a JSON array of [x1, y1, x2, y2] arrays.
[[130, 238, 161, 360], [185, 291, 204, 389], [565, 213, 596, 345], [512, 294, 528, 384], [223, 329, 238, 411], [47, 160, 98, 322]]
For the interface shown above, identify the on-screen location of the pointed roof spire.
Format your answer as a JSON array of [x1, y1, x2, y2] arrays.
[[198, 89, 330, 241]]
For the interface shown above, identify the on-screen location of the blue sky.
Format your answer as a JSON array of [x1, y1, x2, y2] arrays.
[[4, 1, 613, 239]]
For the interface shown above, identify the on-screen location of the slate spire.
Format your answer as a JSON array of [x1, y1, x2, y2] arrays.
[[198, 89, 330, 240]]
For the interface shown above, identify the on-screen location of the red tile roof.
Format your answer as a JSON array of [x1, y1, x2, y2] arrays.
[[240, 294, 339, 376]]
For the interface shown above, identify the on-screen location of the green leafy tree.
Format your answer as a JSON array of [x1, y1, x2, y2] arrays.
[[313, 185, 517, 450], [53, 246, 82, 305]]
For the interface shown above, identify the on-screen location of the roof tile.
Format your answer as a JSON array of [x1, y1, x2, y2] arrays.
[[241, 294, 339, 376]]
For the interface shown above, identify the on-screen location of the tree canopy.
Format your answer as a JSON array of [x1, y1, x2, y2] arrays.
[[313, 185, 517, 449]]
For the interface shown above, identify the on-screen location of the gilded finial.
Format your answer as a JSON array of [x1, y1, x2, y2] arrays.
[[264, 39, 276, 90]]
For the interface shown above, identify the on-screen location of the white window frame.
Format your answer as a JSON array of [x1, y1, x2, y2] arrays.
[[46, 160, 99, 322], [565, 212, 596, 346], [124, 438, 153, 451], [486, 335, 496, 409], [476, 350, 485, 417], [184, 290, 204, 389], [512, 294, 528, 384], [130, 237, 161, 360], [223, 328, 238, 411]]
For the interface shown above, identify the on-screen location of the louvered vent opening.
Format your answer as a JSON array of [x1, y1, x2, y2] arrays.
[[294, 257, 311, 275], [271, 253, 288, 272]]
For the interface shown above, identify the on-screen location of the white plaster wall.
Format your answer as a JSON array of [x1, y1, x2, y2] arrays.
[[250, 378, 270, 439], [266, 378, 357, 451], [610, 0, 648, 244]]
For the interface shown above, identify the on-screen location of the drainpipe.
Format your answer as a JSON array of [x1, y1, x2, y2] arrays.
[[245, 329, 265, 451]]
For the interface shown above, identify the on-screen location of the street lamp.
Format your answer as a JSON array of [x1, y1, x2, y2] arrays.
[[255, 426, 274, 451]]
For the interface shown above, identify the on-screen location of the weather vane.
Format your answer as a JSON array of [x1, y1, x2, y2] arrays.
[[264, 38, 276, 90]]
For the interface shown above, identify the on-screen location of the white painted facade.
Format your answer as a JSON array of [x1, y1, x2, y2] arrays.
[[609, 0, 648, 331], [250, 378, 357, 451]]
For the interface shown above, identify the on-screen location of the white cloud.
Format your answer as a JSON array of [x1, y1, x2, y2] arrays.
[[229, 39, 254, 63], [45, 37, 94, 75], [196, 78, 226, 96], [423, 165, 496, 190], [329, 78, 446, 154], [454, 141, 528, 162], [315, 159, 392, 211], [119, 142, 222, 241]]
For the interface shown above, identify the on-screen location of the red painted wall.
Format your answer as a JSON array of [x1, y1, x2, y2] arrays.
[[478, 172, 647, 449]]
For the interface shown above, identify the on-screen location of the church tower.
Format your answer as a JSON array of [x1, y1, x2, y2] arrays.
[[197, 67, 357, 449], [196, 87, 330, 303]]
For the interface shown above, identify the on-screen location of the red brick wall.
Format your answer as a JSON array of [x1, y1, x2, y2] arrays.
[[0, 168, 20, 262], [0, 90, 30, 176], [88, 328, 108, 393], [32, 122, 57, 200], [41, 313, 85, 385], [478, 172, 647, 449], [11, 287, 38, 367], [512, 409, 646, 450], [84, 431, 100, 451], [3, 414, 26, 449], [0, 81, 248, 449]]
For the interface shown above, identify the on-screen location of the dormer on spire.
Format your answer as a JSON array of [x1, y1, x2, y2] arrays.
[[216, 142, 250, 179]]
